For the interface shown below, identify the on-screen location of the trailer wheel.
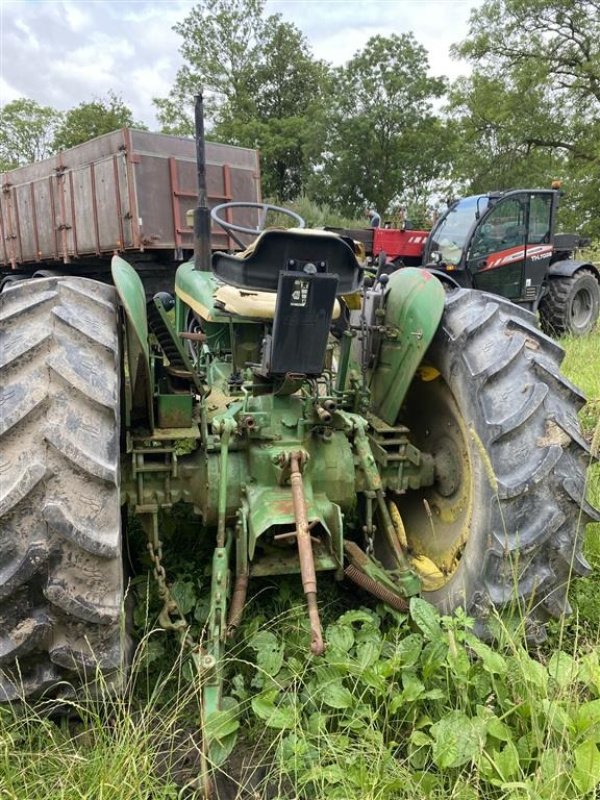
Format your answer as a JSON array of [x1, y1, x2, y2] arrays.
[[396, 289, 598, 639], [539, 269, 600, 336], [0, 277, 127, 700]]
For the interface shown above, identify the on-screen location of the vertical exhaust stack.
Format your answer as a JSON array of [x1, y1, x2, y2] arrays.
[[194, 93, 212, 271]]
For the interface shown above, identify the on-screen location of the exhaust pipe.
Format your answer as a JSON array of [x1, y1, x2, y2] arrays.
[[194, 94, 211, 272]]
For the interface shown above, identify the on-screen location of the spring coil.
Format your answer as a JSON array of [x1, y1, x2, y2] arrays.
[[344, 563, 409, 612]]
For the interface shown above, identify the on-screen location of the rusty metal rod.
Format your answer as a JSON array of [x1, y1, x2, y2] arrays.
[[178, 331, 206, 342], [289, 452, 325, 656], [227, 572, 249, 638]]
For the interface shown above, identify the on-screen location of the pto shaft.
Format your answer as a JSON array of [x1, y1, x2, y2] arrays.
[[289, 452, 325, 656]]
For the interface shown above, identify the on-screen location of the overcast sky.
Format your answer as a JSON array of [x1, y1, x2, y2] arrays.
[[0, 0, 480, 127]]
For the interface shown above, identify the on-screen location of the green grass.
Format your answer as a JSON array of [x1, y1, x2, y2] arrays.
[[1, 328, 599, 799], [554, 325, 600, 647]]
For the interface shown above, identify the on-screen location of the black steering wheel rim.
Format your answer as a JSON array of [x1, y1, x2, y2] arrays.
[[211, 201, 306, 248]]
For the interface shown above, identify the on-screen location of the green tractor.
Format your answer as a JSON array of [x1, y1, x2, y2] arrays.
[[0, 98, 597, 782]]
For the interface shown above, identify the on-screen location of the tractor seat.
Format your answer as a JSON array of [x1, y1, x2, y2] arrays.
[[214, 284, 342, 320], [211, 228, 362, 295]]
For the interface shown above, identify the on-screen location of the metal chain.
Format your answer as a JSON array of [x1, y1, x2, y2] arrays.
[[145, 516, 195, 649]]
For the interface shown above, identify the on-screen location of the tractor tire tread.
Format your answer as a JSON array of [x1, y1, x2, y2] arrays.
[[539, 268, 600, 336], [0, 276, 124, 700], [425, 289, 596, 635]]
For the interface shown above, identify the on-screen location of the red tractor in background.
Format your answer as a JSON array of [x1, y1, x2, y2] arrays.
[[334, 188, 600, 336]]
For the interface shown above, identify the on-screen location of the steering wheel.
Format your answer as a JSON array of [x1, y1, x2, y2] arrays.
[[211, 201, 306, 249]]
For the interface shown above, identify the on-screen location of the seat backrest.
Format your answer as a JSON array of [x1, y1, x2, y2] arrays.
[[211, 229, 362, 295]]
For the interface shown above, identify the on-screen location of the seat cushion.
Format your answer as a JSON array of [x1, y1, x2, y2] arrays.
[[214, 284, 341, 320]]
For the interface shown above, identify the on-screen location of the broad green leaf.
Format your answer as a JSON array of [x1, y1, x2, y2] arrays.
[[465, 633, 508, 675], [573, 740, 600, 795], [354, 624, 382, 646], [356, 640, 380, 670], [250, 689, 277, 721], [541, 699, 575, 736], [402, 671, 425, 701], [389, 694, 405, 714], [307, 711, 329, 734], [302, 764, 345, 785], [538, 748, 568, 794], [430, 711, 484, 768], [410, 730, 433, 746], [314, 664, 347, 684], [170, 579, 197, 615], [359, 667, 387, 693], [204, 707, 240, 741], [409, 730, 432, 769], [493, 739, 520, 782], [411, 772, 441, 793], [447, 643, 471, 678], [396, 633, 423, 668], [576, 698, 600, 739], [548, 651, 578, 690], [421, 639, 449, 679], [579, 651, 600, 696], [339, 609, 378, 626], [320, 681, 355, 710], [410, 597, 442, 640], [249, 630, 284, 676], [203, 707, 240, 766], [515, 650, 548, 693], [251, 694, 296, 729], [345, 703, 375, 726], [249, 630, 278, 651], [485, 715, 513, 743], [423, 688, 445, 700], [326, 623, 354, 652]]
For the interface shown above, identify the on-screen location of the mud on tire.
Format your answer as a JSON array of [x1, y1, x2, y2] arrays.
[[398, 289, 599, 640], [0, 277, 125, 699]]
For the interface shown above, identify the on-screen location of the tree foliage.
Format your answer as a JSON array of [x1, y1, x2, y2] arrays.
[[154, 0, 265, 135], [449, 0, 600, 235], [308, 34, 449, 216], [154, 0, 329, 199], [52, 92, 145, 152], [0, 98, 62, 170], [215, 14, 328, 199]]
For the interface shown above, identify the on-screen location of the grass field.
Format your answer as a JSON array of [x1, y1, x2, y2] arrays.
[[0, 327, 598, 800]]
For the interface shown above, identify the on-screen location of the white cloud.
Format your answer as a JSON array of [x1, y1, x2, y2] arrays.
[[62, 1, 93, 33], [0, 0, 480, 126]]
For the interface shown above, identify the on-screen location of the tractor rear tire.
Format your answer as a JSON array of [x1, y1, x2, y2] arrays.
[[539, 269, 600, 336], [397, 289, 598, 640], [0, 276, 126, 700]]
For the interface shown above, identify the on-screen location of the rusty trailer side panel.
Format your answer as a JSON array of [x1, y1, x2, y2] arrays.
[[0, 128, 261, 268]]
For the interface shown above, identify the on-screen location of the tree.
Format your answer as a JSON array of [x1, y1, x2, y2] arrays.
[[310, 34, 448, 216], [154, 0, 329, 199], [153, 0, 267, 135], [214, 14, 329, 198], [0, 98, 62, 170], [449, 0, 600, 236], [52, 92, 146, 151]]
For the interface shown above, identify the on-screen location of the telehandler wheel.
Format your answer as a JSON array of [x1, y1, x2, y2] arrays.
[[396, 289, 598, 640], [0, 277, 126, 700], [539, 269, 600, 336]]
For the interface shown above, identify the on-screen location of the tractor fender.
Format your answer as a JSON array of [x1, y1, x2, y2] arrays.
[[424, 267, 464, 289], [547, 258, 600, 280], [369, 267, 446, 425], [111, 255, 154, 431]]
